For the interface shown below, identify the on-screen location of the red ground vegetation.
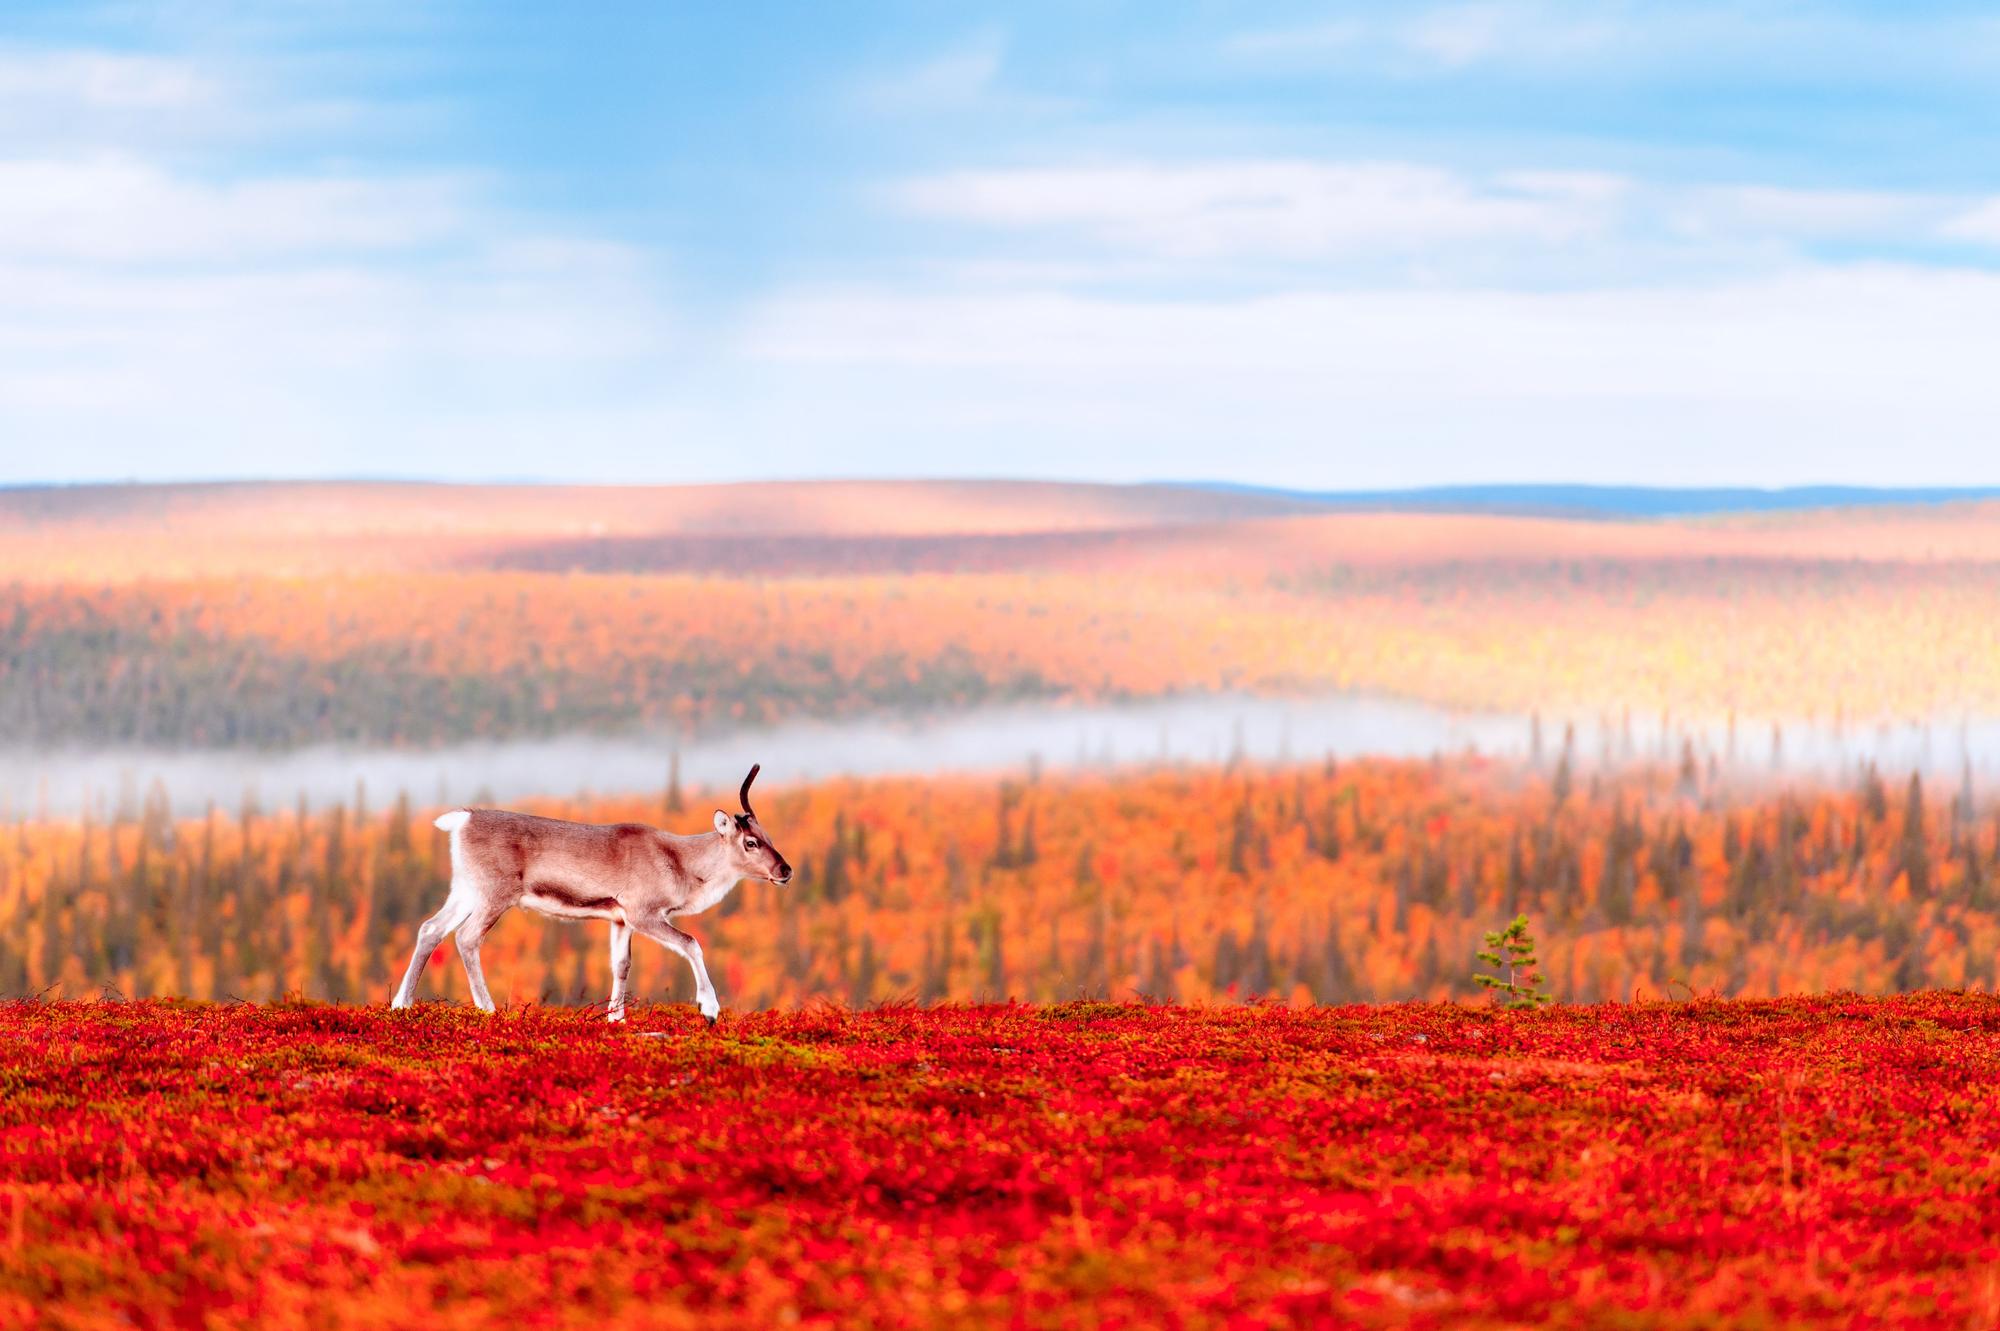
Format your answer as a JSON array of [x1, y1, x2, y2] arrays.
[[2, 995, 1997, 1328]]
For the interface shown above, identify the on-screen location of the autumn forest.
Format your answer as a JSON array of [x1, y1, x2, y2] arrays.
[[4, 751, 1991, 1010]]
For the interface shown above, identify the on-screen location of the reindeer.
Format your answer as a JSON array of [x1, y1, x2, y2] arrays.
[[390, 764, 792, 1023]]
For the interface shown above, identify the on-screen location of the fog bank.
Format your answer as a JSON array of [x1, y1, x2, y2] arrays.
[[2, 694, 1996, 819]]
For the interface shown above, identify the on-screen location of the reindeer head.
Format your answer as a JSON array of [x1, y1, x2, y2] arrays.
[[713, 763, 792, 884]]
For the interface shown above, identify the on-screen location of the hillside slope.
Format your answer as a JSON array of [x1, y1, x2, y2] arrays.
[[9, 480, 2000, 743]]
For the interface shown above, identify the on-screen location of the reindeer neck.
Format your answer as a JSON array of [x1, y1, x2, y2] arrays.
[[666, 829, 736, 883]]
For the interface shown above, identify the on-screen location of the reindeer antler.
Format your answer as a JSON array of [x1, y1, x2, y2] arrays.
[[739, 763, 761, 816]]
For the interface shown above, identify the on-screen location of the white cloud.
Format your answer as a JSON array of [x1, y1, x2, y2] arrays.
[[1687, 185, 1939, 236], [1407, 2, 1628, 68], [852, 30, 1078, 121], [0, 157, 473, 262], [1941, 200, 2000, 245], [728, 264, 2000, 485], [0, 49, 214, 112], [898, 161, 1618, 260], [8, 14, 2000, 489], [1226, 3, 2000, 78], [0, 40, 687, 482], [0, 47, 310, 152], [1223, 21, 1364, 59], [1405, 3, 1516, 68], [895, 158, 2000, 278], [855, 32, 1006, 112], [0, 244, 685, 479], [743, 267, 1990, 385], [1227, 2, 1624, 72]]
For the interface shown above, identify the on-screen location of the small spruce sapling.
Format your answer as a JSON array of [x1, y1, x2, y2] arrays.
[[1473, 914, 1553, 1009]]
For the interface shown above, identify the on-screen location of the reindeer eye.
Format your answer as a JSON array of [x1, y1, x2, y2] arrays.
[[744, 838, 759, 851]]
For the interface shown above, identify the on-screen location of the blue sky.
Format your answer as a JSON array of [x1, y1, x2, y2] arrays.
[[4, 1, 2000, 486]]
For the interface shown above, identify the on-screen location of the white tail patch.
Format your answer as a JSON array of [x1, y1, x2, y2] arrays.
[[433, 809, 471, 833]]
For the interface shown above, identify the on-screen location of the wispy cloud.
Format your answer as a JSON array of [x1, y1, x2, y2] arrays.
[[0, 42, 388, 152], [1941, 200, 2000, 246], [730, 264, 2000, 484], [0, 34, 683, 481], [1226, 2, 2000, 77], [851, 30, 1077, 120], [0, 48, 215, 112], [0, 158, 473, 262], [893, 158, 2000, 282], [853, 30, 1013, 113], [1223, 20, 1364, 59], [898, 161, 1620, 261], [733, 135, 2000, 483], [1403, 3, 1618, 68], [1226, 2, 1624, 72]]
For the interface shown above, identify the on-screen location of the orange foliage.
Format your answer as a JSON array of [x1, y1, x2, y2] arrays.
[[1, 758, 1992, 1010]]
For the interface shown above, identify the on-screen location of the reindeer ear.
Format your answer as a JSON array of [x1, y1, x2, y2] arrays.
[[713, 809, 733, 835]]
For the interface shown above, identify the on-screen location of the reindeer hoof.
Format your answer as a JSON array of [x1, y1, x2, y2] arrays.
[[704, 1014, 718, 1028]]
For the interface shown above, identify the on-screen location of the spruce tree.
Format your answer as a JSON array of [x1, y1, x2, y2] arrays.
[[1473, 915, 1553, 1008]]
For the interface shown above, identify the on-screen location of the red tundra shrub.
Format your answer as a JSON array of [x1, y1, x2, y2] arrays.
[[2, 995, 1998, 1328]]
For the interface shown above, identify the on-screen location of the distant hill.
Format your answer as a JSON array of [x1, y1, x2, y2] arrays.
[[0, 478, 1318, 534], [10, 476, 2000, 747], [1182, 483, 2000, 518], [8, 477, 2000, 585]]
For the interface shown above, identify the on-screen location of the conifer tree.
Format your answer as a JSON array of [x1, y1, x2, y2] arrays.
[[1473, 915, 1553, 1008], [1902, 773, 1932, 900]]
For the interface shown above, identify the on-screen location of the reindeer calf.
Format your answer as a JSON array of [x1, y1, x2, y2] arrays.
[[390, 764, 791, 1022]]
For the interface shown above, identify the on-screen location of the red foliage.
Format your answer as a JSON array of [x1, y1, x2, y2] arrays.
[[3, 995, 1999, 1328]]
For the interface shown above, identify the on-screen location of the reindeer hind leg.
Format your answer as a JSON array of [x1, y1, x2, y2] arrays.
[[391, 896, 474, 1009], [453, 902, 513, 1014]]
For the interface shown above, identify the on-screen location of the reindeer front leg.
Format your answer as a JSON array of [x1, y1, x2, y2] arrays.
[[607, 921, 633, 1023], [635, 917, 721, 1025]]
